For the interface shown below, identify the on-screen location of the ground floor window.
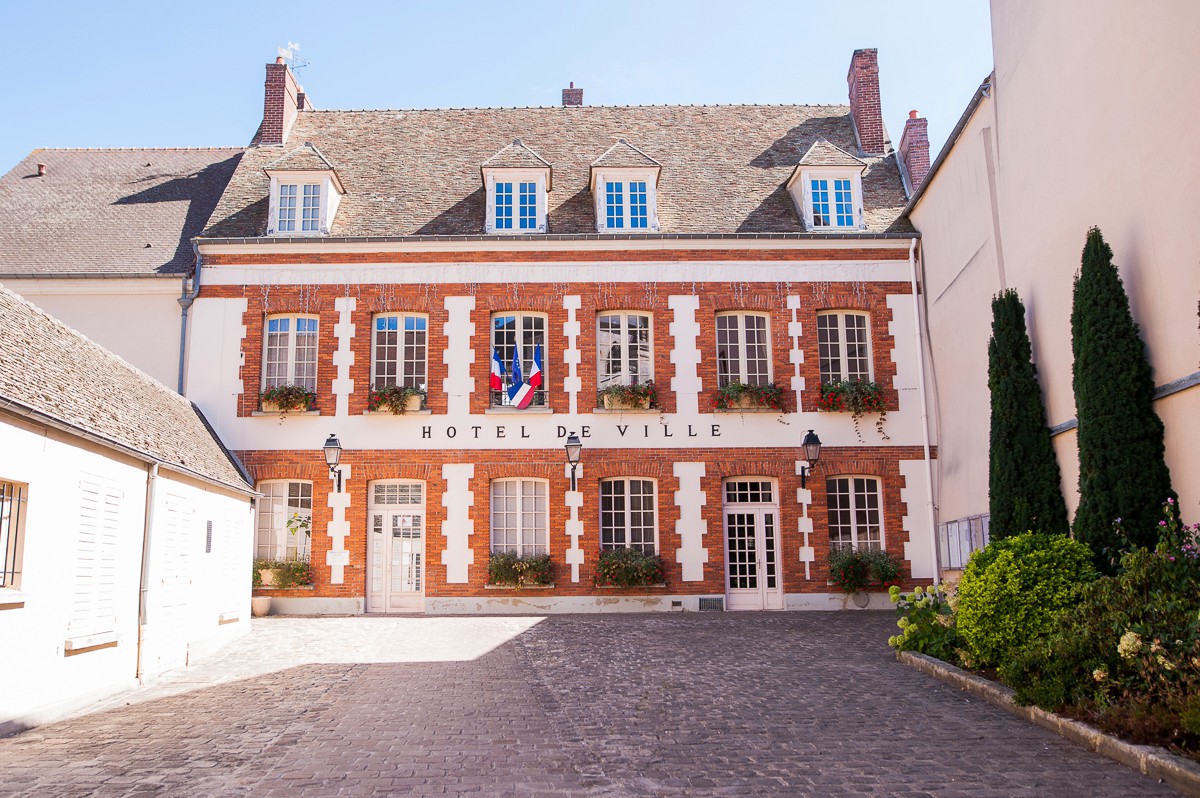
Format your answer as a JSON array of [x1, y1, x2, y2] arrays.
[[490, 479, 548, 556], [256, 481, 313, 561], [600, 478, 657, 554], [826, 476, 882, 550], [0, 480, 25, 589]]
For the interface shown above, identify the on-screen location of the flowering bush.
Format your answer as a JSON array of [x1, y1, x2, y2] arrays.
[[955, 532, 1096, 668], [887, 584, 961, 663], [253, 557, 314, 589], [828, 546, 902, 593], [714, 381, 787, 411], [817, 379, 888, 440], [598, 381, 658, 409], [368, 384, 425, 413], [487, 551, 553, 587], [261, 384, 316, 411], [595, 548, 664, 588], [1003, 515, 1200, 755]]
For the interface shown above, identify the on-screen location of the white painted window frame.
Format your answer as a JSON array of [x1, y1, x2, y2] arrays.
[[599, 477, 659, 555], [263, 314, 319, 391], [266, 171, 343, 236], [0, 479, 26, 592], [826, 475, 885, 551], [597, 311, 653, 390], [816, 310, 873, 384], [715, 311, 773, 387], [371, 312, 429, 391], [483, 170, 548, 234], [788, 167, 866, 232], [489, 478, 549, 557], [592, 168, 661, 232], [255, 480, 314, 562], [490, 311, 548, 407]]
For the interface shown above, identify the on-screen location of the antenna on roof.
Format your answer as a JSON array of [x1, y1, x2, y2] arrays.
[[277, 42, 310, 71]]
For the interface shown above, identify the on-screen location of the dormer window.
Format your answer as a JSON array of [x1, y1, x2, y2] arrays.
[[264, 143, 345, 236], [786, 138, 867, 232], [482, 140, 551, 235], [590, 140, 662, 233]]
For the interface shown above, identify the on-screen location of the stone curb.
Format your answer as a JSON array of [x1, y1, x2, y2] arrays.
[[898, 651, 1200, 797]]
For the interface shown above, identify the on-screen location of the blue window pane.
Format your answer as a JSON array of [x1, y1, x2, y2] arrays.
[[268, 317, 290, 334], [811, 179, 831, 227], [495, 182, 513, 229], [518, 182, 537, 229], [628, 181, 648, 229], [834, 179, 854, 226], [606, 181, 624, 229], [297, 318, 318, 333]]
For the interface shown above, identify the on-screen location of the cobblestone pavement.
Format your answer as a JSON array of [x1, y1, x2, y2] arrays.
[[0, 613, 1183, 797]]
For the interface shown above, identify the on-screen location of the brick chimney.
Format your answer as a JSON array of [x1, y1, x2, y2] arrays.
[[262, 56, 303, 146], [899, 110, 931, 193], [847, 48, 885, 156], [562, 82, 583, 107]]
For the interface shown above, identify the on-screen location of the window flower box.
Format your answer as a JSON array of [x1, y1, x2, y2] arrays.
[[368, 385, 425, 414], [817, 379, 889, 440], [714, 381, 786, 412], [252, 558, 314, 590], [827, 546, 901, 594], [594, 548, 665, 588], [260, 385, 317, 413], [487, 551, 553, 588], [599, 381, 657, 411]]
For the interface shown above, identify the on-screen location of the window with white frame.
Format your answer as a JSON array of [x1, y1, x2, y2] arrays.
[[277, 183, 322, 233], [826, 476, 883, 551], [373, 313, 427, 390], [716, 313, 771, 387], [493, 181, 541, 232], [601, 179, 650, 230], [256, 481, 313, 561], [263, 315, 318, 391], [810, 177, 854, 227], [817, 312, 871, 384], [600, 478, 657, 555], [0, 480, 26, 590], [491, 312, 547, 407], [597, 313, 652, 390], [490, 479, 548, 556]]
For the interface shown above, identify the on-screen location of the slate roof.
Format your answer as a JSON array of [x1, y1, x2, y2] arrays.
[[591, 139, 662, 169], [797, 138, 866, 168], [0, 148, 242, 277], [204, 105, 913, 238], [0, 285, 251, 492], [481, 139, 552, 170], [265, 143, 338, 173]]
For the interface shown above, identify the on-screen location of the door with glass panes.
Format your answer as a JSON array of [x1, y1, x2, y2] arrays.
[[723, 479, 784, 610], [367, 481, 425, 612]]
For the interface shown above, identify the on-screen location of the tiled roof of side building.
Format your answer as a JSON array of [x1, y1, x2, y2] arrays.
[[204, 105, 913, 238], [0, 148, 243, 277], [0, 286, 252, 492]]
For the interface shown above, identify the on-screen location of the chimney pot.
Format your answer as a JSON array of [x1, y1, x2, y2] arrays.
[[909, 109, 919, 119], [562, 82, 584, 107], [36, 163, 46, 177], [276, 56, 286, 64]]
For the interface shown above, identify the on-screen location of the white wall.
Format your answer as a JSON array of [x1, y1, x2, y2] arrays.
[[0, 278, 183, 389], [0, 415, 252, 732]]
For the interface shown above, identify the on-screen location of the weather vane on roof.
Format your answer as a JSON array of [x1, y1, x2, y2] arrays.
[[277, 42, 309, 71]]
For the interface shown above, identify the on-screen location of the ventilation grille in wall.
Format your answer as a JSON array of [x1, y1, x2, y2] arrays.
[[698, 597, 725, 612]]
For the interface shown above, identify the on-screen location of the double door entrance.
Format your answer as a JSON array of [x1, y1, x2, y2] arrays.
[[367, 481, 425, 613], [723, 479, 784, 611]]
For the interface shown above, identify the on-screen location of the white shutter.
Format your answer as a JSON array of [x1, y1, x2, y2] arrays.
[[71, 476, 122, 638], [158, 493, 194, 629]]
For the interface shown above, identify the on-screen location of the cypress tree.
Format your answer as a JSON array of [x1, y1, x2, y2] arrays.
[[1071, 227, 1174, 570], [988, 289, 1069, 539]]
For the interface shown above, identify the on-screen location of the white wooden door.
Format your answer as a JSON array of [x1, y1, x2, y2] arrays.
[[367, 482, 425, 613], [723, 480, 784, 611]]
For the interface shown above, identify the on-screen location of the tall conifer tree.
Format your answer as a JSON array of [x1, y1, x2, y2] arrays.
[[1071, 227, 1174, 569], [988, 289, 1069, 539]]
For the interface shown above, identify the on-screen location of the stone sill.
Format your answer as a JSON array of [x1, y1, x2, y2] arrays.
[[484, 583, 556, 590], [254, 585, 316, 592], [714, 407, 783, 414], [592, 407, 660, 414], [250, 410, 320, 417], [597, 583, 669, 589], [485, 407, 553, 415], [363, 409, 432, 416], [0, 588, 25, 611]]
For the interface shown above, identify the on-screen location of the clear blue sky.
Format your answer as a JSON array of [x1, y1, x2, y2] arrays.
[[0, 0, 992, 174]]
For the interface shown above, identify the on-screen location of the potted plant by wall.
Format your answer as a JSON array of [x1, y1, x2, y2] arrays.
[[715, 381, 787, 411], [369, 384, 425, 414], [598, 381, 657, 410], [251, 564, 272, 617], [487, 551, 554, 588], [816, 379, 889, 441], [260, 384, 317, 413], [594, 548, 665, 588], [828, 546, 902, 607]]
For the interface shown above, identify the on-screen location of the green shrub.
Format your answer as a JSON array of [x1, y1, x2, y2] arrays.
[[887, 584, 961, 663], [956, 532, 1096, 667], [253, 558, 314, 589], [487, 551, 553, 587], [828, 546, 902, 593], [595, 548, 664, 588], [1004, 502, 1200, 757]]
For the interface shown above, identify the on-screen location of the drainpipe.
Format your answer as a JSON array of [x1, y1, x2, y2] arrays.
[[136, 462, 159, 680], [176, 240, 203, 394], [908, 238, 940, 585]]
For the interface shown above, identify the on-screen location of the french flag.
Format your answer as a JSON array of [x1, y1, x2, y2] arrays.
[[507, 344, 542, 409], [490, 348, 505, 391]]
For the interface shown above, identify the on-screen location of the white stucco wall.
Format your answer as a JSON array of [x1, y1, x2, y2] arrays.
[[0, 415, 252, 732], [0, 278, 183, 389]]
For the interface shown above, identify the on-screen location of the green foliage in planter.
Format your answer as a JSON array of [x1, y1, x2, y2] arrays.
[[261, 384, 316, 411], [1004, 502, 1200, 754], [487, 551, 553, 587], [369, 384, 425, 413], [827, 546, 902, 593], [1071, 227, 1174, 572], [598, 380, 657, 408], [594, 547, 665, 588], [253, 557, 314, 589], [816, 379, 888, 441], [714, 381, 787, 411], [887, 584, 961, 663], [987, 289, 1069, 540], [955, 532, 1096, 668]]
